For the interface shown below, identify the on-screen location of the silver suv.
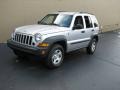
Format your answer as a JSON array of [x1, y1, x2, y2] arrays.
[[7, 12, 100, 68]]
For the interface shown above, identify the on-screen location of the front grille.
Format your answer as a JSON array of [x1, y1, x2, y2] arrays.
[[13, 33, 33, 46]]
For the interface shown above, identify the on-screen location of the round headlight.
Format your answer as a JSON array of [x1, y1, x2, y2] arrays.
[[35, 33, 42, 42]]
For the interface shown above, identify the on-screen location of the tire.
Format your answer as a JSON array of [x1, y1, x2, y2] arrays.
[[45, 44, 64, 69], [87, 38, 97, 55]]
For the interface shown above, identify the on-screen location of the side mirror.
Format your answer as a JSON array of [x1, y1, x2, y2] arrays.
[[73, 24, 83, 30], [37, 21, 41, 24]]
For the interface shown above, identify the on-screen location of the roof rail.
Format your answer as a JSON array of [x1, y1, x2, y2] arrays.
[[80, 12, 94, 15], [58, 11, 66, 12]]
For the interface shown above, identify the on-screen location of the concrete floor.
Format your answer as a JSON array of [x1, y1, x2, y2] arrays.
[[0, 31, 120, 90]]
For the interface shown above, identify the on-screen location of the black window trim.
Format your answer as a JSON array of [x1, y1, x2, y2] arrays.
[[84, 16, 93, 28], [73, 15, 84, 30]]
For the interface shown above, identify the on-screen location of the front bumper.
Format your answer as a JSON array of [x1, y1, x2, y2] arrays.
[[7, 39, 49, 57]]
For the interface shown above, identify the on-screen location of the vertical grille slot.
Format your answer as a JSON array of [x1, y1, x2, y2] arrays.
[[13, 33, 33, 46], [23, 35, 26, 44], [29, 36, 32, 45], [18, 34, 21, 42], [26, 36, 29, 44], [21, 35, 24, 43]]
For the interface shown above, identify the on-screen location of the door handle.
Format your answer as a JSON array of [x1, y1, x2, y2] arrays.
[[92, 29, 95, 32], [81, 31, 85, 33]]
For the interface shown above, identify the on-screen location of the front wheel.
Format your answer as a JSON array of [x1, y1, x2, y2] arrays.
[[45, 44, 64, 69], [87, 39, 97, 55]]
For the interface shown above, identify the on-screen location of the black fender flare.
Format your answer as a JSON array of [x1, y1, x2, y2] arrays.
[[91, 34, 99, 42], [42, 35, 67, 51]]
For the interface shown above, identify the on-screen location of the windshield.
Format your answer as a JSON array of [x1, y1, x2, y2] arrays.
[[39, 14, 73, 27]]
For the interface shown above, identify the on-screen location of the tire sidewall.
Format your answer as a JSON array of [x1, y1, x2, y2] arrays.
[[46, 44, 64, 68], [87, 39, 97, 54], [91, 39, 97, 52]]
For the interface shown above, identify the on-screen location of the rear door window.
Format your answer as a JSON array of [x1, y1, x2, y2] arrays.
[[84, 16, 93, 28]]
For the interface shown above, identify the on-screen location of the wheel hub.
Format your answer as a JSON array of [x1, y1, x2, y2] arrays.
[[91, 41, 96, 52], [52, 49, 62, 65]]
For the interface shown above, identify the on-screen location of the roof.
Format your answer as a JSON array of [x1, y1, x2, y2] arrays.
[[51, 11, 93, 15]]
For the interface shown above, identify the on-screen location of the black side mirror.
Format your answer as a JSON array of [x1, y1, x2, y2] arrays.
[[38, 21, 41, 24], [73, 24, 83, 30]]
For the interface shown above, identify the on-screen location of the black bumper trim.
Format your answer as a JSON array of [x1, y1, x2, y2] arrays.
[[7, 39, 48, 57]]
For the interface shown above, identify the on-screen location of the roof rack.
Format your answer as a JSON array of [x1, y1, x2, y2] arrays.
[[58, 11, 66, 12], [80, 12, 94, 15]]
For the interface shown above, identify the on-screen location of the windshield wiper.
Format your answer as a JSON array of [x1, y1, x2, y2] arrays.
[[52, 23, 61, 27]]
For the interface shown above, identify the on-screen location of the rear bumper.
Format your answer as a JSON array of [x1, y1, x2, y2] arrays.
[[7, 39, 49, 57]]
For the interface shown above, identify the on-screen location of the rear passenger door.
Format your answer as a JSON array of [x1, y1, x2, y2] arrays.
[[84, 15, 94, 39]]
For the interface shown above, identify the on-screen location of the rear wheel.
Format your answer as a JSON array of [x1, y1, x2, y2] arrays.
[[87, 38, 97, 55], [45, 44, 64, 69]]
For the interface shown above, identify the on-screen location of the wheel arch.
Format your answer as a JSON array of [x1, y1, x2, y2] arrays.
[[91, 35, 99, 42], [42, 35, 67, 52]]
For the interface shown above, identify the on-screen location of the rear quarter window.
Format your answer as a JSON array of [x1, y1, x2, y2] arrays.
[[91, 16, 99, 27]]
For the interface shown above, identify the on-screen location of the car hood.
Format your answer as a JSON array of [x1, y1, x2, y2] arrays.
[[15, 24, 68, 35]]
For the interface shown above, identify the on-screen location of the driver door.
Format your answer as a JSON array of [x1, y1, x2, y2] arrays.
[[68, 15, 90, 51]]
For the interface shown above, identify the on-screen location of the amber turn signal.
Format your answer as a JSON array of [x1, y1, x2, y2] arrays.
[[37, 43, 49, 47]]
